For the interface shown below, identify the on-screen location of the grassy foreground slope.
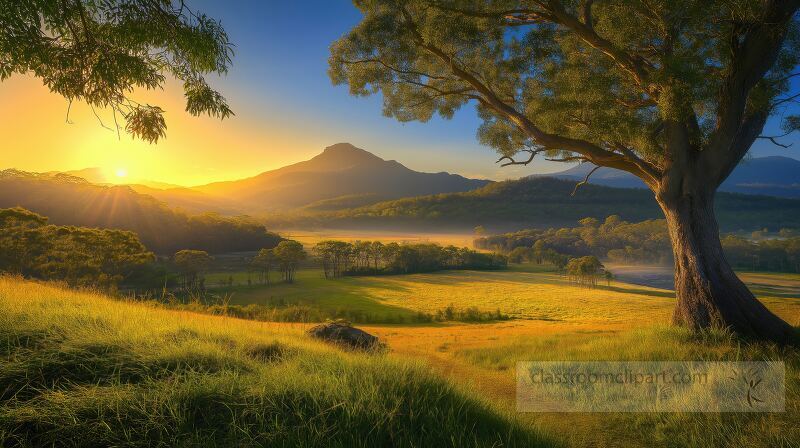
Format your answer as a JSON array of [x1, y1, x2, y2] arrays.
[[0, 277, 550, 447]]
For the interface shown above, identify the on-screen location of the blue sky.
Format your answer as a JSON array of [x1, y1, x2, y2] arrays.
[[4, 1, 796, 184], [197, 0, 799, 177], [190, 0, 534, 180]]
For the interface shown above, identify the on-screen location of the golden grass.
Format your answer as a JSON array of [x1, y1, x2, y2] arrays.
[[4, 264, 800, 447], [0, 276, 548, 447]]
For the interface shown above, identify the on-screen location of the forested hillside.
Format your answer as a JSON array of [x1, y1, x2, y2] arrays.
[[0, 170, 282, 254], [263, 178, 800, 232], [475, 216, 800, 273]]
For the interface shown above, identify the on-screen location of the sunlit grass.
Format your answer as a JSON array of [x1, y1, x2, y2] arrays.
[[453, 326, 800, 448], [5, 265, 799, 447], [0, 276, 549, 447], [208, 265, 800, 328]]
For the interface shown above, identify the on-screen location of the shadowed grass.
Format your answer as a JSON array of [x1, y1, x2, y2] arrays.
[[0, 276, 552, 448]]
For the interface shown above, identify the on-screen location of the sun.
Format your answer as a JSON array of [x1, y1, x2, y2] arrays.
[[115, 168, 128, 179]]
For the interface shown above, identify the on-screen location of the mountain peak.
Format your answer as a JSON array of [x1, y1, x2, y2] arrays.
[[323, 142, 363, 153], [322, 142, 381, 158], [309, 143, 387, 169], [194, 142, 491, 210]]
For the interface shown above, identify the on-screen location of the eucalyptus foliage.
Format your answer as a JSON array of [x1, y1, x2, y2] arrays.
[[330, 0, 799, 181], [0, 0, 233, 143]]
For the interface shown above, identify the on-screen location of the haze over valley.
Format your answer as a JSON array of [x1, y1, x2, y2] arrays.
[[4, 142, 799, 239]]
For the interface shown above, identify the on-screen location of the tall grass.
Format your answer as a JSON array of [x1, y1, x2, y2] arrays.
[[458, 326, 800, 448], [0, 276, 551, 447]]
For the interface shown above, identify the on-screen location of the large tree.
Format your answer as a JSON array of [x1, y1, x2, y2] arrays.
[[330, 0, 800, 341], [0, 0, 233, 143]]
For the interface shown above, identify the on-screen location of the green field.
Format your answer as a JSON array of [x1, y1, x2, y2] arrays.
[[198, 264, 800, 447], [3, 264, 800, 447], [204, 264, 800, 326], [0, 276, 546, 447]]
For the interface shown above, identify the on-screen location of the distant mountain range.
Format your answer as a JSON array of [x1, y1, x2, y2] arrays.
[[190, 143, 491, 211], [0, 170, 281, 254], [539, 156, 800, 198], [49, 143, 491, 214], [2, 145, 799, 240], [52, 167, 185, 190]]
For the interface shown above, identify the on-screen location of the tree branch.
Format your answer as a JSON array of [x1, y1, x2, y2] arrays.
[[496, 147, 544, 167], [425, 1, 656, 98], [757, 135, 793, 148], [400, 7, 650, 180], [705, 1, 800, 183], [772, 92, 800, 108], [572, 165, 601, 196], [540, 1, 656, 98], [343, 58, 454, 81]]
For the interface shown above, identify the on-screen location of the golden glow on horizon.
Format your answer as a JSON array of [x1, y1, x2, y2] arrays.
[[0, 75, 335, 187], [0, 74, 538, 185]]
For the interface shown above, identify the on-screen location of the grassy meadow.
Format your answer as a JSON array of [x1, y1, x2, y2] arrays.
[[0, 276, 548, 447], [5, 248, 799, 446], [204, 262, 799, 326], [194, 259, 800, 447]]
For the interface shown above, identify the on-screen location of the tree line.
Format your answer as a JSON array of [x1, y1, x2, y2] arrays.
[[475, 216, 800, 273], [312, 240, 507, 278], [250, 241, 307, 285], [0, 208, 155, 288]]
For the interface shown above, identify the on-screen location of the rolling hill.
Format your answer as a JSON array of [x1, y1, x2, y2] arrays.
[[0, 169, 281, 254], [262, 177, 800, 232], [540, 156, 800, 197], [5, 148, 799, 239], [192, 143, 491, 211]]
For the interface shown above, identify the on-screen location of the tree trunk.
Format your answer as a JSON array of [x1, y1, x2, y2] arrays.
[[658, 189, 792, 343]]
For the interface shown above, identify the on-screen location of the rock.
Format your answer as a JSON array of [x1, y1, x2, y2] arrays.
[[307, 321, 379, 350]]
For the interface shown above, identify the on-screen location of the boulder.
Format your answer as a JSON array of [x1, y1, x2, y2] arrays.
[[307, 321, 379, 350]]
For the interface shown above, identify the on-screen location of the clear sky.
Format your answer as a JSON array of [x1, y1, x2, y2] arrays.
[[1, 1, 798, 186]]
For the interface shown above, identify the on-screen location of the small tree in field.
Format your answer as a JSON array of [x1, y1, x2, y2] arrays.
[[604, 270, 614, 287], [252, 248, 277, 286], [0, 1, 233, 143], [330, 1, 800, 341], [173, 250, 212, 290], [566, 256, 604, 287], [273, 241, 307, 283]]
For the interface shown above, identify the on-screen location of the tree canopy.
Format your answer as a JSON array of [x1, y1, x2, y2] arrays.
[[1, 0, 233, 142], [173, 249, 212, 289], [0, 207, 154, 287], [330, 1, 799, 187]]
